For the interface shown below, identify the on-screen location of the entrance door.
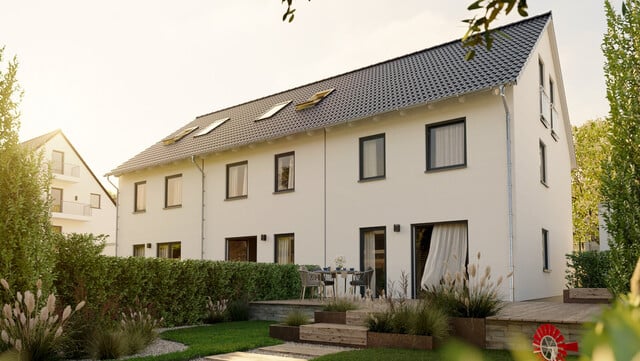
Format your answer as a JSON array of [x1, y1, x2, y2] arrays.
[[360, 227, 386, 297], [226, 236, 257, 262]]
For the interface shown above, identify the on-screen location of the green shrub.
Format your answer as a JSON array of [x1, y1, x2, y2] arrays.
[[366, 311, 394, 333], [227, 298, 250, 321], [366, 301, 449, 339], [322, 298, 358, 312], [391, 304, 413, 334], [0, 278, 85, 361], [411, 301, 449, 339], [284, 310, 310, 326], [87, 329, 127, 360], [205, 296, 228, 323], [120, 307, 162, 353], [565, 251, 610, 288]]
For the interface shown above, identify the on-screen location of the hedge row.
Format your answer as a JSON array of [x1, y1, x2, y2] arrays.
[[53, 236, 300, 326], [565, 250, 610, 289]]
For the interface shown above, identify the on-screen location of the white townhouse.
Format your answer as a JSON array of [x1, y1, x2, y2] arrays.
[[22, 130, 117, 255], [108, 13, 575, 301]]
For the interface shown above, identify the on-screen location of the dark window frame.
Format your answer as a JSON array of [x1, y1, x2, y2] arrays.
[[425, 118, 467, 171], [226, 161, 249, 200], [274, 152, 295, 193], [90, 193, 101, 209], [133, 244, 145, 257], [157, 241, 181, 259], [52, 150, 64, 174], [134, 181, 146, 212], [164, 174, 183, 209], [542, 228, 550, 271], [539, 140, 548, 186], [274, 233, 295, 264], [225, 236, 257, 262], [359, 133, 386, 181], [359, 226, 387, 296]]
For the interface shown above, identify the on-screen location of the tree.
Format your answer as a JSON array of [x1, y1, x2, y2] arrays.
[[0, 46, 55, 303], [601, 0, 640, 295], [571, 119, 609, 251], [280, 1, 529, 60]]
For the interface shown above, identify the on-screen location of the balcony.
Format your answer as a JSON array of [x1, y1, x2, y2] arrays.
[[51, 201, 91, 222], [52, 162, 81, 183]]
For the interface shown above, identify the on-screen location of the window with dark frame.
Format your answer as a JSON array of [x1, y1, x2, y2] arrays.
[[359, 134, 385, 180], [275, 152, 295, 192], [51, 188, 63, 213], [133, 244, 145, 257], [90, 193, 101, 209], [542, 229, 550, 271], [157, 242, 181, 259], [226, 161, 248, 199], [165, 174, 182, 208], [134, 181, 146, 212], [226, 237, 257, 262], [426, 119, 466, 170], [52, 150, 64, 175], [274, 234, 294, 264], [539, 140, 547, 185]]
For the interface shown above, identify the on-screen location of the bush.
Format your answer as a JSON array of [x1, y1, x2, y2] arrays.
[[227, 298, 250, 322], [322, 298, 358, 312], [423, 252, 509, 318], [284, 310, 310, 326], [365, 301, 449, 340], [120, 307, 162, 353], [411, 302, 449, 339], [565, 251, 610, 288], [87, 329, 127, 360], [205, 296, 228, 323], [366, 311, 394, 333], [0, 278, 85, 361]]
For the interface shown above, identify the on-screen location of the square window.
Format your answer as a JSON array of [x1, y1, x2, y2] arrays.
[[542, 229, 550, 271], [359, 134, 385, 180], [275, 234, 294, 264], [134, 181, 146, 212], [275, 152, 295, 192], [426, 119, 466, 170], [158, 242, 181, 259], [226, 237, 257, 262], [539, 141, 547, 185], [133, 244, 145, 257], [90, 193, 101, 209], [165, 174, 182, 208], [226, 161, 248, 199]]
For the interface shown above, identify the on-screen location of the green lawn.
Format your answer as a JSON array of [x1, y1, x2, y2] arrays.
[[125, 321, 579, 361]]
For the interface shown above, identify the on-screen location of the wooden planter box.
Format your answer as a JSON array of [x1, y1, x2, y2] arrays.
[[563, 288, 612, 304], [269, 324, 300, 342], [367, 332, 433, 350], [314, 311, 346, 324], [449, 317, 486, 348]]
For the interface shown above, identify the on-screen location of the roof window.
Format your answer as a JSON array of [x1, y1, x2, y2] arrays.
[[295, 88, 335, 111], [256, 100, 292, 121], [162, 126, 198, 145], [194, 117, 229, 137]]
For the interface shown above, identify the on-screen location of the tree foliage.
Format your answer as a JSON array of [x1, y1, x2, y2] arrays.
[[0, 47, 55, 303], [601, 0, 640, 295], [571, 119, 609, 251]]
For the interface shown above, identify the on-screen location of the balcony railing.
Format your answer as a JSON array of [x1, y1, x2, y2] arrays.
[[52, 162, 80, 178], [51, 201, 92, 217]]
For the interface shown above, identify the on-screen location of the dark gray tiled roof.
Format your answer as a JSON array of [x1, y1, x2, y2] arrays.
[[109, 13, 550, 176]]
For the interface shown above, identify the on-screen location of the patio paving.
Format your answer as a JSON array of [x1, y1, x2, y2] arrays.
[[206, 342, 355, 360]]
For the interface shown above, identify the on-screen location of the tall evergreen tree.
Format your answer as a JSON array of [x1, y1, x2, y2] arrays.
[[601, 0, 640, 295], [0, 47, 55, 301]]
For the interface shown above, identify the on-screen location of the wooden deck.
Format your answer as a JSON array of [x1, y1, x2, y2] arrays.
[[488, 301, 606, 324]]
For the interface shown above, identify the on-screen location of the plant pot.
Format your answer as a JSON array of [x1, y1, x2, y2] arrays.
[[269, 324, 300, 342], [449, 317, 486, 348], [314, 311, 346, 324], [367, 332, 433, 350]]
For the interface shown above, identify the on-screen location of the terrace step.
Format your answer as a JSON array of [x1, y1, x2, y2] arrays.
[[346, 309, 371, 326], [299, 323, 368, 347], [206, 351, 306, 361]]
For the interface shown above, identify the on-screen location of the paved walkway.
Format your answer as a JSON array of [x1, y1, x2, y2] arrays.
[[206, 342, 354, 360]]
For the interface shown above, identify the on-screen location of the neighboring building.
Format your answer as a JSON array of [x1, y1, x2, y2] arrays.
[[108, 13, 575, 301], [22, 130, 117, 255]]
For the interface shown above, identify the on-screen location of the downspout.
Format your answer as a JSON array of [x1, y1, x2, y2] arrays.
[[323, 128, 327, 267], [191, 156, 205, 260], [499, 85, 515, 302], [107, 175, 119, 257]]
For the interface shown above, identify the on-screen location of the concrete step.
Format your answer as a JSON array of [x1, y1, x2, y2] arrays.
[[260, 343, 354, 358], [300, 323, 368, 347], [206, 351, 306, 361]]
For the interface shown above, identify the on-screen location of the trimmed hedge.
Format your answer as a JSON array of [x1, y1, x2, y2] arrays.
[[54, 241, 300, 326], [565, 251, 610, 288]]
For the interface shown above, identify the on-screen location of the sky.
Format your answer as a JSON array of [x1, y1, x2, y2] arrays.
[[1, 1, 620, 190]]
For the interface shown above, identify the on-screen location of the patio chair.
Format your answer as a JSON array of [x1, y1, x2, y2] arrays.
[[321, 272, 337, 298], [350, 267, 374, 296], [299, 268, 323, 299]]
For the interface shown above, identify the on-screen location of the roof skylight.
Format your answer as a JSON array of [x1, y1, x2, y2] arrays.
[[194, 117, 229, 137], [256, 100, 292, 121], [162, 126, 199, 145], [295, 88, 335, 111]]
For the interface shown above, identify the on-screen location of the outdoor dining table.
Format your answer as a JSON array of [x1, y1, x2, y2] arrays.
[[313, 269, 360, 297]]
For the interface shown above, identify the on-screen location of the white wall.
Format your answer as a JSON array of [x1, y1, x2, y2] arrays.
[[42, 133, 117, 255]]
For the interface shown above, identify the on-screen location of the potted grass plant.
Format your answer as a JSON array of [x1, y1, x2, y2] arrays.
[[269, 310, 311, 342], [314, 298, 358, 324]]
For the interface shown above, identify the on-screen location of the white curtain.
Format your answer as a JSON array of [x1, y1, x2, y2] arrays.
[[420, 222, 468, 290], [277, 236, 293, 264], [363, 231, 376, 294], [158, 244, 169, 258], [229, 164, 247, 197], [431, 122, 465, 168], [363, 138, 384, 178], [167, 177, 182, 206], [287, 156, 295, 189]]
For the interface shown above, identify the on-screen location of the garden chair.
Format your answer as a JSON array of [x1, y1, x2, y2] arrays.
[[350, 267, 374, 296], [299, 268, 324, 299], [321, 272, 337, 298]]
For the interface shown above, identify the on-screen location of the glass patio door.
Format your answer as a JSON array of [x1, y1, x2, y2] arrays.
[[360, 227, 386, 297]]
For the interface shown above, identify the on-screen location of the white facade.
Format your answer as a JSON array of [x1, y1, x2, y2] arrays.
[[31, 131, 117, 255], [114, 19, 574, 301]]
